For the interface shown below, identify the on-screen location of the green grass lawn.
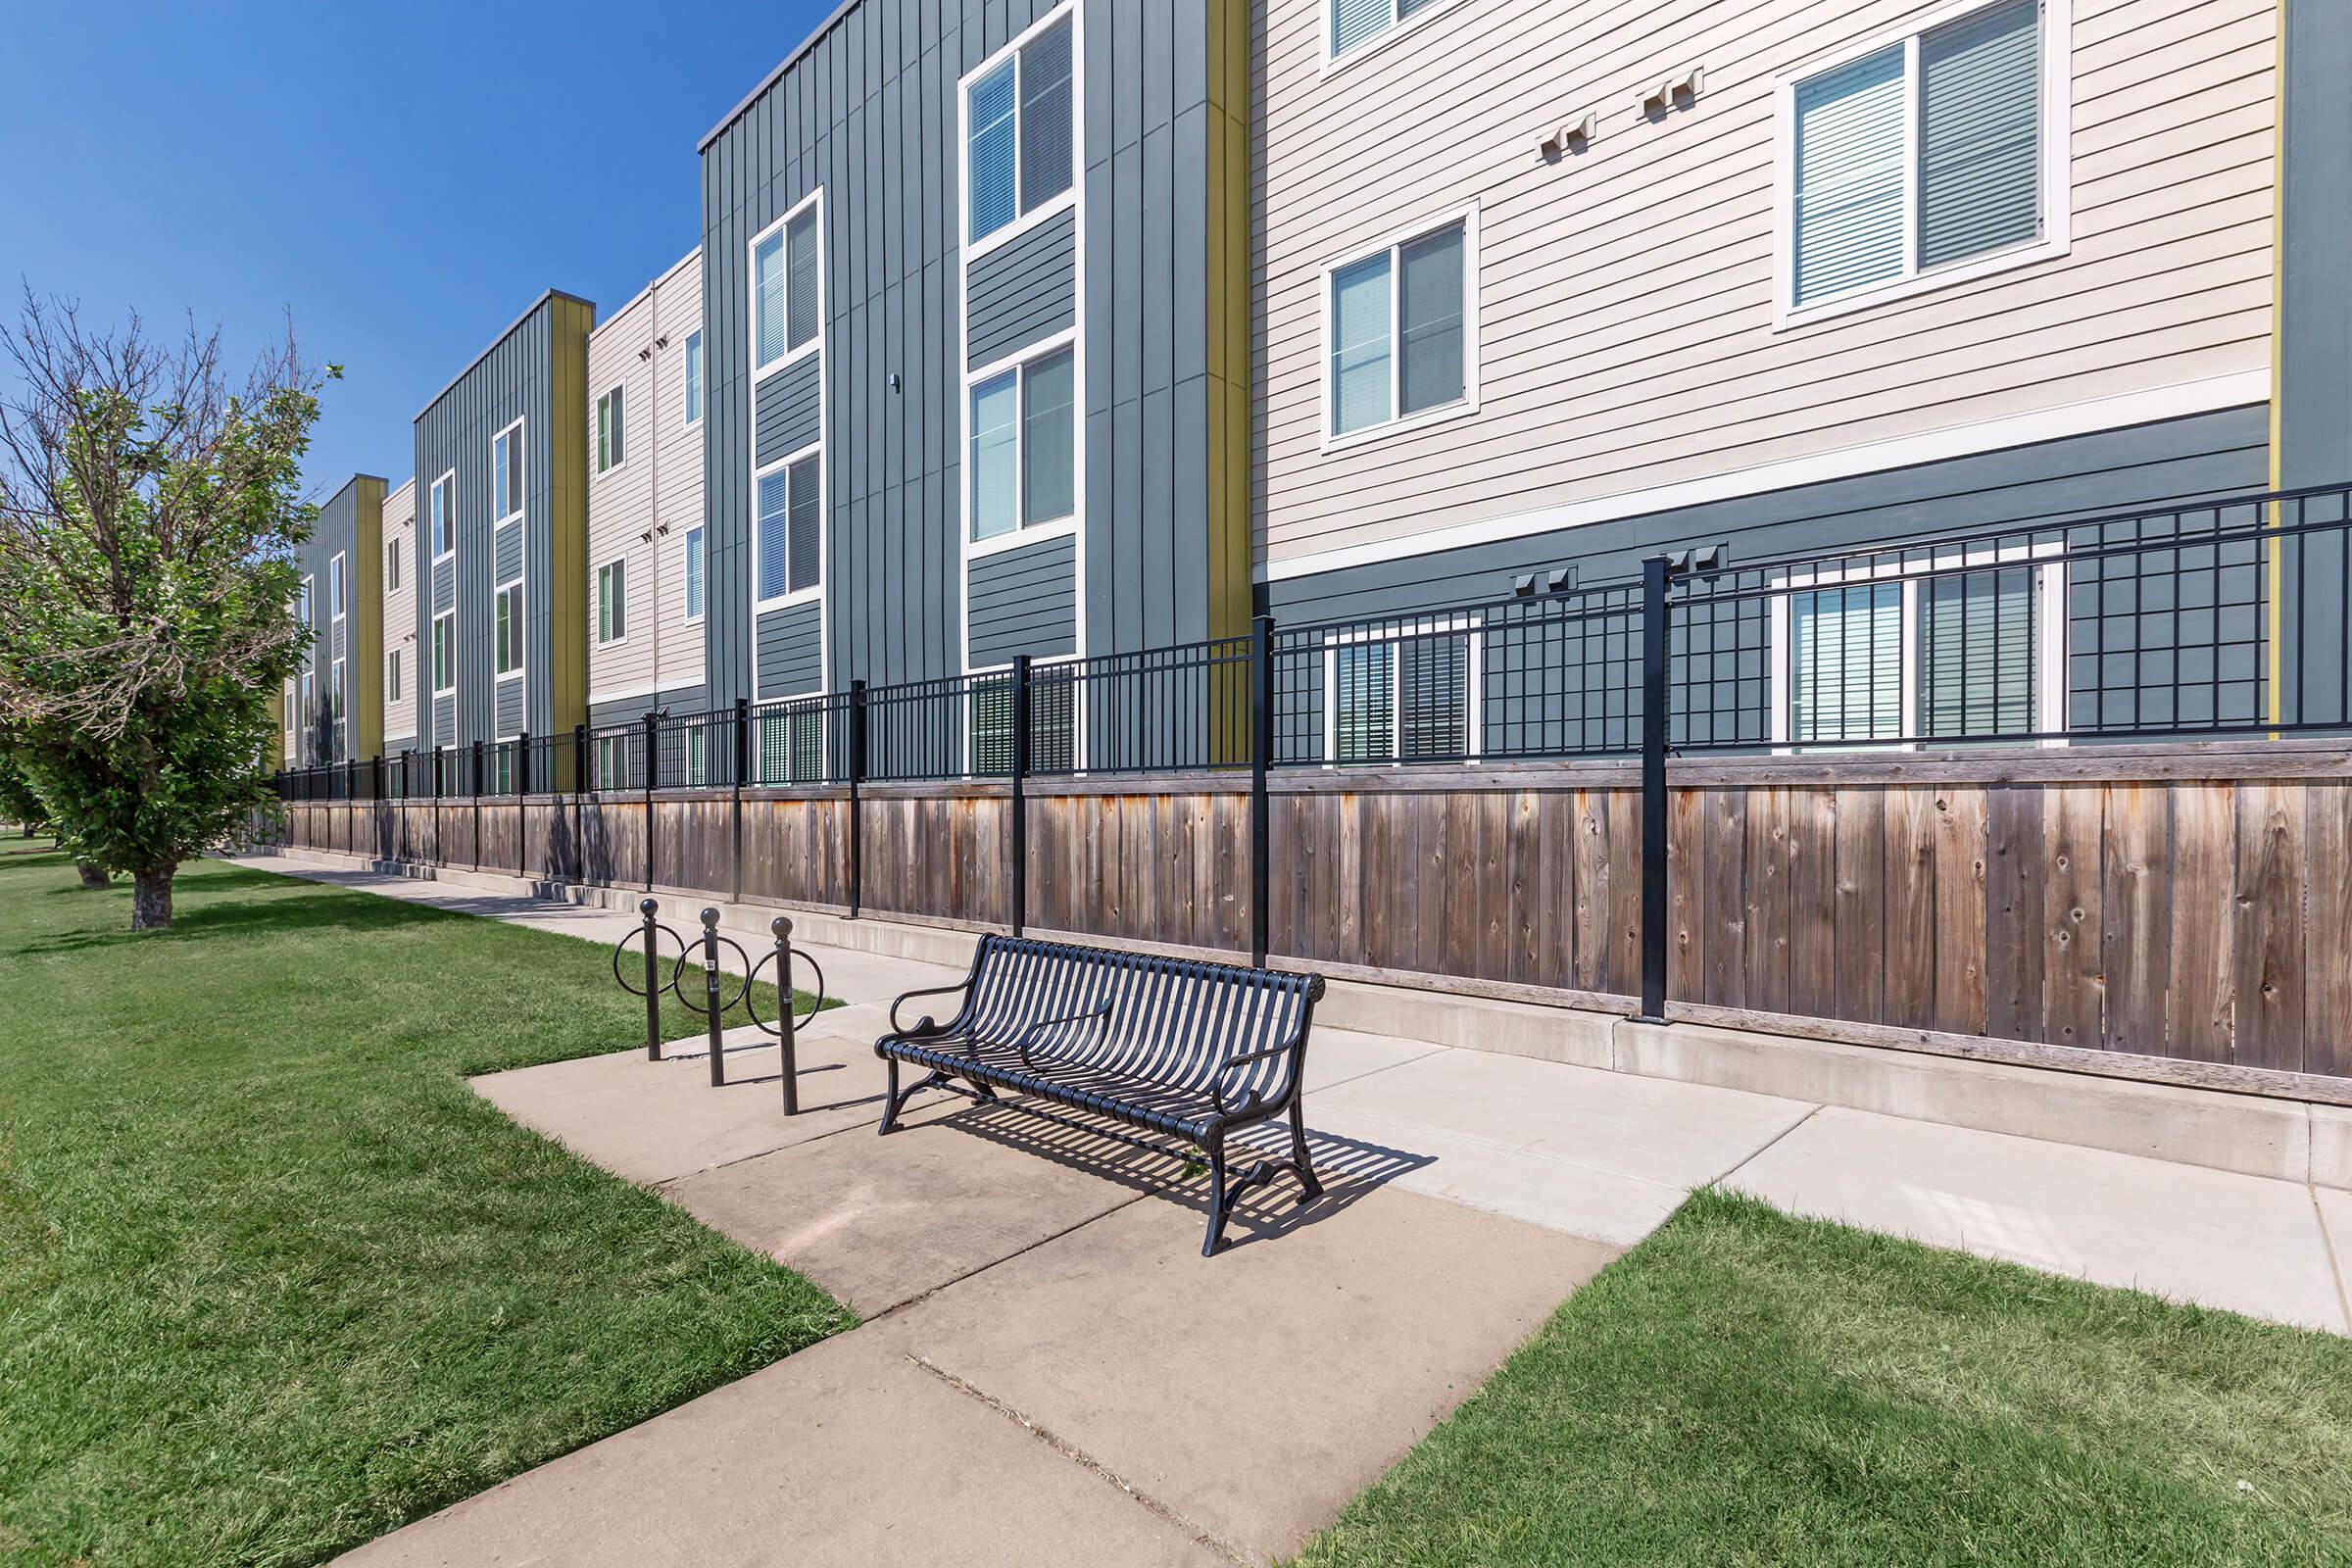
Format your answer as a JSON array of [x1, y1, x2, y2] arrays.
[[1294, 1189, 2352, 1567], [0, 841, 856, 1568]]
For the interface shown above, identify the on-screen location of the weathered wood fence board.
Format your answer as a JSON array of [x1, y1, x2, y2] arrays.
[[267, 755, 2352, 1083]]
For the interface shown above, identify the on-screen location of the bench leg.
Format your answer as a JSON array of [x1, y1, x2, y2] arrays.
[[1201, 1134, 1233, 1258], [880, 1062, 947, 1135], [1288, 1095, 1324, 1203]]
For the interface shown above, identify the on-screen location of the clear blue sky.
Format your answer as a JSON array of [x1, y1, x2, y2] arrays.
[[0, 0, 837, 498]]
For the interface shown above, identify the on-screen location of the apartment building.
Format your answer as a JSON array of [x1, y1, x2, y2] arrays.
[[693, 0, 1252, 709], [585, 247, 710, 764], [412, 290, 596, 783], [1251, 0, 2345, 741], [380, 477, 419, 755], [283, 473, 386, 766]]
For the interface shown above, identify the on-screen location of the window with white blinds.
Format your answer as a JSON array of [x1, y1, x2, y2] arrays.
[[1778, 563, 2048, 748], [682, 526, 706, 623], [1791, 584, 1902, 743], [1787, 0, 2051, 316], [1331, 0, 1452, 61], [966, 12, 1074, 247], [753, 197, 821, 371], [1326, 212, 1476, 442]]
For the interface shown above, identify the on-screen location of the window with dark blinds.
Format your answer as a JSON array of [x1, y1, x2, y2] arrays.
[[1018, 18, 1072, 215], [787, 453, 821, 595], [1918, 0, 2041, 268], [1399, 632, 1471, 760], [1922, 568, 2036, 739], [1333, 643, 1394, 762]]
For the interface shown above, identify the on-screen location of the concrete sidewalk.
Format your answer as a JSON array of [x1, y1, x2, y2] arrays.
[[229, 852, 2352, 1564]]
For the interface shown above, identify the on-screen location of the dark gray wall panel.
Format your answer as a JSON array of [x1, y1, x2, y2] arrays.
[[588, 683, 709, 730], [432, 554, 454, 615], [413, 292, 580, 749], [702, 0, 1221, 703], [965, 207, 1076, 368], [967, 533, 1077, 666], [756, 602, 825, 695], [432, 693, 457, 747], [495, 678, 523, 737], [494, 520, 523, 584], [755, 354, 823, 466], [1267, 407, 2273, 623]]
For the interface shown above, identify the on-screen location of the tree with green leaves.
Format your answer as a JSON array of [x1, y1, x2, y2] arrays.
[[0, 743, 47, 839], [0, 291, 329, 929]]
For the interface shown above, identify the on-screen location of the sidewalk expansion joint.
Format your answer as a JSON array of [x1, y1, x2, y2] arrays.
[[1708, 1101, 1827, 1190], [2309, 1185, 2352, 1333], [906, 1351, 1254, 1567]]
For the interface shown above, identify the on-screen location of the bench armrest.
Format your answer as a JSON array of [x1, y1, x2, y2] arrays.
[[888, 979, 974, 1039], [1210, 1037, 1304, 1118]]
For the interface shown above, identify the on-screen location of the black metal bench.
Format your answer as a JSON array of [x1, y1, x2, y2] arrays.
[[875, 934, 1327, 1255]]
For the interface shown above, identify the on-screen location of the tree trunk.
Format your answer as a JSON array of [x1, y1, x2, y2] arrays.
[[75, 859, 110, 890], [130, 865, 174, 930]]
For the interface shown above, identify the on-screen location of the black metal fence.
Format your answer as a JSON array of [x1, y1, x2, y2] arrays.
[[276, 483, 2352, 1005]]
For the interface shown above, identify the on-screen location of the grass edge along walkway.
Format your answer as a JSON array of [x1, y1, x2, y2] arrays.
[[0, 845, 855, 1568], [1290, 1187, 2352, 1568]]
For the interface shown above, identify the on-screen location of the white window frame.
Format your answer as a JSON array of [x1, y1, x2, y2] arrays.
[[491, 418, 526, 525], [1317, 202, 1482, 453], [431, 611, 456, 695], [1765, 538, 2069, 752], [681, 329, 705, 428], [298, 573, 313, 627], [749, 188, 823, 376], [957, 1, 1079, 263], [596, 732, 626, 792], [596, 384, 626, 474], [298, 668, 314, 761], [329, 552, 346, 618], [386, 534, 402, 593], [1773, 0, 2072, 331], [493, 577, 525, 680], [329, 655, 348, 760], [962, 328, 1080, 559], [388, 647, 403, 705], [681, 525, 707, 626], [430, 469, 457, 564], [752, 439, 824, 613], [596, 557, 629, 647], [1321, 0, 1473, 75], [1320, 614, 1484, 765]]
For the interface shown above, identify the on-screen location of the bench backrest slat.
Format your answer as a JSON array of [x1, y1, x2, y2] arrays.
[[953, 934, 1317, 1101]]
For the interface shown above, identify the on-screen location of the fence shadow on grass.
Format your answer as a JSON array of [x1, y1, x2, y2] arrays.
[[9, 884, 450, 958], [919, 1095, 1436, 1252]]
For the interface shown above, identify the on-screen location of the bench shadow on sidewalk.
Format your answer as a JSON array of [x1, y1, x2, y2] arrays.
[[915, 1095, 1436, 1251]]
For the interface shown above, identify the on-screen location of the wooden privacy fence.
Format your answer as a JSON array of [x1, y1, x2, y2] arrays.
[[266, 739, 2352, 1095]]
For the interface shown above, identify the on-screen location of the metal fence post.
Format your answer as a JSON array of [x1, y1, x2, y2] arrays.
[[731, 697, 749, 904], [470, 739, 484, 871], [700, 906, 726, 1088], [1250, 614, 1274, 966], [1636, 554, 1671, 1024], [517, 730, 531, 796], [848, 678, 867, 919], [1010, 654, 1031, 937], [640, 898, 663, 1061], [643, 709, 660, 894], [571, 721, 588, 883], [773, 916, 800, 1116]]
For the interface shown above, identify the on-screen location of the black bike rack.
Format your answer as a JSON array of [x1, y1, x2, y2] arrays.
[[612, 900, 828, 1113]]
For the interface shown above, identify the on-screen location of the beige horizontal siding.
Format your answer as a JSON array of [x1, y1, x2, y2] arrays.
[[1250, 0, 2276, 571], [587, 247, 707, 707], [381, 477, 418, 745]]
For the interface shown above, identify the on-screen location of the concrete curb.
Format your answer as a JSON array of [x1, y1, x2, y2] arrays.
[[242, 845, 2344, 1194]]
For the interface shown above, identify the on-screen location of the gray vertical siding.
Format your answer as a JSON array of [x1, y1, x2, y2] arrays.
[[754, 355, 824, 466], [293, 475, 381, 761], [699, 0, 1242, 704], [967, 534, 1078, 666], [964, 207, 1076, 368], [412, 291, 589, 749]]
